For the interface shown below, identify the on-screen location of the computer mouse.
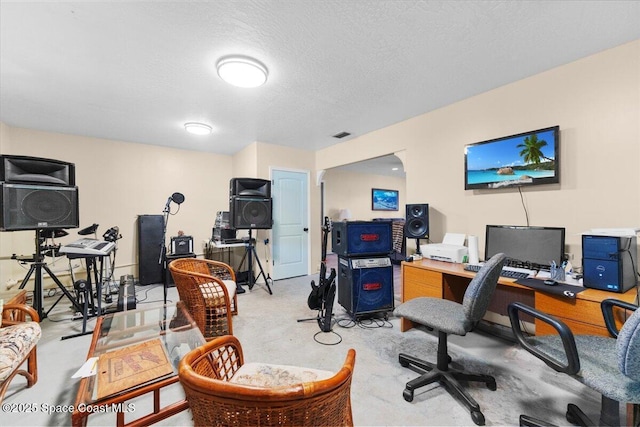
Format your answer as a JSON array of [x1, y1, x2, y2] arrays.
[[543, 279, 558, 286]]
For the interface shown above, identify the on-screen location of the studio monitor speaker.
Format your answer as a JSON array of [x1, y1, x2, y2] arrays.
[[230, 178, 271, 198], [405, 203, 429, 239], [230, 197, 272, 229], [0, 183, 79, 231], [1, 155, 75, 186]]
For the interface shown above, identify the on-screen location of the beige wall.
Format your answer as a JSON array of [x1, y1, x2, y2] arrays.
[[0, 128, 234, 289], [2, 40, 639, 290], [323, 169, 406, 222], [317, 40, 640, 262]]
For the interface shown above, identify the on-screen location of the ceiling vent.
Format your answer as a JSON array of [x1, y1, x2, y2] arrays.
[[332, 131, 351, 139]]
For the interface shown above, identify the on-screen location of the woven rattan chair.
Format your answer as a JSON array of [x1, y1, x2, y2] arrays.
[[178, 335, 356, 427], [168, 258, 237, 340]]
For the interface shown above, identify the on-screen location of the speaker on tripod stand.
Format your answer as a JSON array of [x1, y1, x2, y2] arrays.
[[229, 178, 273, 294]]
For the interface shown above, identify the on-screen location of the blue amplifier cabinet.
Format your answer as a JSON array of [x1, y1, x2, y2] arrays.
[[337, 256, 394, 319], [331, 220, 392, 256], [582, 234, 637, 293]]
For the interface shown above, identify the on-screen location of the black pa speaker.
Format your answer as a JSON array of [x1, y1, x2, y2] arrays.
[[337, 256, 394, 319], [0, 183, 79, 231], [1, 155, 75, 186], [137, 214, 164, 285], [230, 197, 272, 229], [230, 178, 271, 198], [404, 203, 429, 239]]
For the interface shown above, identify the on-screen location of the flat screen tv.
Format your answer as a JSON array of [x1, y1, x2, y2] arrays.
[[464, 126, 559, 190], [485, 225, 565, 271]]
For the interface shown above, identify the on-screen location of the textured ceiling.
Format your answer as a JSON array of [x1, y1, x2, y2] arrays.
[[1, 1, 639, 156]]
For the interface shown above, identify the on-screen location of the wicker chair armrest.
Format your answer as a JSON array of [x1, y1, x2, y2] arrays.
[[2, 303, 40, 326], [180, 335, 244, 381], [601, 298, 638, 338]]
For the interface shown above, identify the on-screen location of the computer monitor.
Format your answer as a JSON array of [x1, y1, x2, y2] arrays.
[[485, 225, 565, 270]]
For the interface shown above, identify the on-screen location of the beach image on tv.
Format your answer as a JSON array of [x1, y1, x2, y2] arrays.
[[466, 128, 557, 188]]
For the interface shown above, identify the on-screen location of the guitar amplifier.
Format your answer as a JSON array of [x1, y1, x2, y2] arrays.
[[331, 221, 392, 256], [337, 256, 394, 319], [171, 235, 194, 255]]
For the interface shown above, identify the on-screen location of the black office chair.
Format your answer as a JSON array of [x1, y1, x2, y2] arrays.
[[394, 252, 506, 426], [508, 299, 640, 427]]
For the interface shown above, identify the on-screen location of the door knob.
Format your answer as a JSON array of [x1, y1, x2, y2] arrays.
[[303, 228, 309, 232]]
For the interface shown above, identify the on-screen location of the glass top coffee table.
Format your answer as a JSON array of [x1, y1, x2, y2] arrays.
[[72, 301, 205, 427]]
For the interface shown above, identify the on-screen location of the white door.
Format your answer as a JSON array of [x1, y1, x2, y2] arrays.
[[271, 169, 309, 280]]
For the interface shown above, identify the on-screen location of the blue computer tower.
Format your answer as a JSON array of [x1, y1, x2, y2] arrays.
[[582, 234, 637, 293]]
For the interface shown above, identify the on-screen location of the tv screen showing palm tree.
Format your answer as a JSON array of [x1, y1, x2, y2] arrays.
[[464, 126, 559, 190]]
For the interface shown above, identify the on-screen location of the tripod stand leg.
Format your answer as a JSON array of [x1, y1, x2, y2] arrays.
[[251, 246, 272, 295], [43, 264, 84, 316]]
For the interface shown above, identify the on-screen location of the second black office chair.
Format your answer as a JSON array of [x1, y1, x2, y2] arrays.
[[394, 252, 506, 426]]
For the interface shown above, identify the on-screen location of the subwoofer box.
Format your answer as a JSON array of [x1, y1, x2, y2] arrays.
[[0, 183, 79, 231], [337, 256, 394, 319], [230, 196, 272, 229], [331, 221, 392, 256]]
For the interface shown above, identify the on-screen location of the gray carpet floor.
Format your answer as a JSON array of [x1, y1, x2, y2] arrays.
[[2, 273, 613, 426]]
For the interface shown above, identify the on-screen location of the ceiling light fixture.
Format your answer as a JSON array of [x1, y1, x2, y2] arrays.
[[216, 55, 268, 88], [184, 122, 212, 135]]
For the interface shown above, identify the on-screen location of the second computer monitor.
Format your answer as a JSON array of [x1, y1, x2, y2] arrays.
[[484, 225, 565, 270]]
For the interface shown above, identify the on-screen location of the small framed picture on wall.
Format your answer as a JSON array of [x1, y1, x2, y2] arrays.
[[371, 188, 399, 211]]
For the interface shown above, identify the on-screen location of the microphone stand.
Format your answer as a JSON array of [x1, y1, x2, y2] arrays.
[[160, 197, 172, 305]]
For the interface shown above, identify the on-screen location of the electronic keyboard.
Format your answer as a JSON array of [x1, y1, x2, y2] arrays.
[[59, 238, 115, 256]]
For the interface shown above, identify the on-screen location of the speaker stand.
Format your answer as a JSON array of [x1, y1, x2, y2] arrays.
[[238, 230, 273, 294], [18, 231, 84, 320]]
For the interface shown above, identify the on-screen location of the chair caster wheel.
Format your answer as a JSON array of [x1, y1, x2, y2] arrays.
[[471, 410, 485, 426], [486, 379, 497, 391], [403, 389, 414, 402]]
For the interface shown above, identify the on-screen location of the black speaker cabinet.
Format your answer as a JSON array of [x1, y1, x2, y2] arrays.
[[405, 203, 429, 239], [230, 196, 272, 229], [165, 252, 196, 287], [0, 183, 79, 231], [1, 155, 75, 186], [230, 178, 271, 198], [337, 256, 394, 319], [137, 214, 164, 285], [331, 221, 392, 256]]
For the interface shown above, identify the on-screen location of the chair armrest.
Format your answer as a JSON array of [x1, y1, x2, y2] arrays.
[[507, 302, 580, 375], [2, 303, 40, 326], [601, 298, 638, 338], [180, 335, 244, 382]]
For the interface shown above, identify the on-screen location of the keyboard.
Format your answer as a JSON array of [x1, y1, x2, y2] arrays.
[[463, 264, 535, 279], [59, 238, 115, 256]]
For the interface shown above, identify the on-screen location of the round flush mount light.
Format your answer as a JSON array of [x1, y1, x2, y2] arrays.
[[216, 55, 268, 88], [184, 122, 212, 135]]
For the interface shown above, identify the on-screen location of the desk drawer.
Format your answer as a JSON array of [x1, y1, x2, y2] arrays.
[[536, 317, 608, 337], [402, 266, 442, 301], [537, 293, 603, 328]]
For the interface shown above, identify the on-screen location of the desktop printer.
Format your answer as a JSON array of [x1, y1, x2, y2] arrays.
[[420, 233, 468, 263]]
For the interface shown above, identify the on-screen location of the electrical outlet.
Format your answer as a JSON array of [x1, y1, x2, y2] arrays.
[[264, 238, 269, 244]]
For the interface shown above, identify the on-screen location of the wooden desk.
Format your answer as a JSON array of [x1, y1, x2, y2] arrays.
[[401, 259, 637, 336]]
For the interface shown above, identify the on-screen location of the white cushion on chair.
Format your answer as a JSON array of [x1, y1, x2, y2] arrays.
[[222, 280, 236, 299], [0, 322, 41, 381], [229, 363, 333, 388]]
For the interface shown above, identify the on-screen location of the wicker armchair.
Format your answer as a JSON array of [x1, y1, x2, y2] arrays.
[[168, 258, 237, 340], [1, 304, 41, 404], [178, 335, 356, 427]]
